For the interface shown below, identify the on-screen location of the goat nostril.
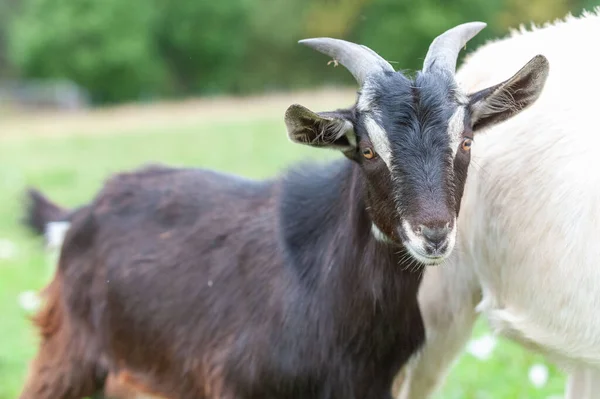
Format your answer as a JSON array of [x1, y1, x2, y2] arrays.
[[421, 226, 448, 246]]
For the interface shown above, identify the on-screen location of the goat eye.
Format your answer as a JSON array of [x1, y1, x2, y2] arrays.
[[362, 147, 376, 160], [461, 138, 473, 152]]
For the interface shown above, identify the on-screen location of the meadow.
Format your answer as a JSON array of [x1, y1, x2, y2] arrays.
[[0, 88, 566, 398]]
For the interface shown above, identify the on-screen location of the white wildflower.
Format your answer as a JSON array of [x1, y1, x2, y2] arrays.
[[18, 290, 41, 312], [0, 239, 17, 260], [466, 334, 497, 360], [529, 363, 549, 388]]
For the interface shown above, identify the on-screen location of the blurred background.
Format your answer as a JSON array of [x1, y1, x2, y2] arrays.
[[0, 0, 597, 398]]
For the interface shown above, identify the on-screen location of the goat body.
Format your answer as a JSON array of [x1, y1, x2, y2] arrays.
[[21, 162, 424, 399], [396, 9, 600, 399]]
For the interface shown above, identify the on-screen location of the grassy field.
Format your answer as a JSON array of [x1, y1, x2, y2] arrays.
[[0, 89, 566, 398]]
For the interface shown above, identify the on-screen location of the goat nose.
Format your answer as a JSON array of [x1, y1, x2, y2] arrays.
[[420, 225, 449, 247]]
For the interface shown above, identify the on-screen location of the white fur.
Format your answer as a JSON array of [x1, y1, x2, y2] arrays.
[[371, 223, 392, 243], [356, 82, 376, 113], [444, 219, 457, 261], [343, 122, 358, 148], [397, 9, 600, 399], [401, 220, 427, 261], [401, 220, 456, 266], [363, 116, 393, 169], [447, 106, 466, 158]]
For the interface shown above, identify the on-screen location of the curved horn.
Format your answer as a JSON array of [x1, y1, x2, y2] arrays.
[[422, 22, 487, 74], [299, 38, 395, 86]]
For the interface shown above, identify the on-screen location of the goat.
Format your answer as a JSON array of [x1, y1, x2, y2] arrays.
[[393, 9, 600, 399], [19, 22, 548, 399]]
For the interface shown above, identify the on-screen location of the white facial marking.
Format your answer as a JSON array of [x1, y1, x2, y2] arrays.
[[402, 220, 427, 258], [371, 223, 392, 243], [446, 218, 457, 257], [447, 106, 466, 158], [454, 89, 469, 106], [343, 122, 357, 148], [401, 219, 457, 266], [357, 82, 393, 167], [363, 116, 393, 169], [357, 83, 376, 112]]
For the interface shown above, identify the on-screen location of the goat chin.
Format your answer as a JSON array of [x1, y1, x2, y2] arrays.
[[395, 8, 600, 399]]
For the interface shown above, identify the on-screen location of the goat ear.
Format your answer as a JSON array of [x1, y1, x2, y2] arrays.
[[284, 104, 356, 150], [467, 55, 549, 132]]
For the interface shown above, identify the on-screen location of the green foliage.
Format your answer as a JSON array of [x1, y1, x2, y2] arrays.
[[215, 0, 309, 93], [155, 0, 252, 95], [354, 0, 504, 72], [9, 0, 252, 102], [497, 0, 572, 28], [10, 0, 164, 103], [6, 0, 600, 103]]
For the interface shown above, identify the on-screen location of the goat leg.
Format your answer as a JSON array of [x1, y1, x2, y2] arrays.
[[565, 367, 600, 399], [18, 279, 106, 399]]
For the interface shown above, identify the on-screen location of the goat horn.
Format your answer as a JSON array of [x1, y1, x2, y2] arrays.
[[422, 21, 487, 74], [299, 38, 395, 86]]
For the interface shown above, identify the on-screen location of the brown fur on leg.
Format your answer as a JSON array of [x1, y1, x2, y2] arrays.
[[19, 277, 105, 399], [104, 371, 169, 399]]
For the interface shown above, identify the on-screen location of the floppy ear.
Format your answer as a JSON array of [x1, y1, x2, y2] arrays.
[[468, 55, 549, 132], [284, 104, 356, 150]]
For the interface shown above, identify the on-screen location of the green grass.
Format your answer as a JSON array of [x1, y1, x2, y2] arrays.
[[0, 114, 566, 398]]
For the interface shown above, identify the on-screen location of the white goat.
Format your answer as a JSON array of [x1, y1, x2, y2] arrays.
[[395, 9, 600, 399]]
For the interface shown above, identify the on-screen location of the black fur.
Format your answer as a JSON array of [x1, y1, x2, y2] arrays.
[[20, 161, 424, 399]]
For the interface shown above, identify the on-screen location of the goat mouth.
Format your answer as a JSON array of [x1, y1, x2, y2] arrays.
[[397, 222, 456, 266], [405, 246, 447, 266], [400, 238, 451, 266]]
